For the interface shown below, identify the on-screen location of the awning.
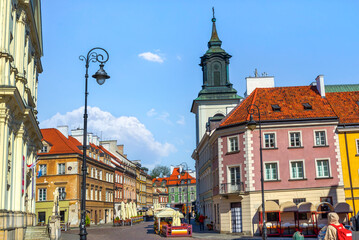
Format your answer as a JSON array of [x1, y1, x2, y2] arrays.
[[334, 202, 353, 213], [258, 201, 280, 212], [154, 208, 184, 218], [280, 201, 298, 212], [298, 202, 316, 212]]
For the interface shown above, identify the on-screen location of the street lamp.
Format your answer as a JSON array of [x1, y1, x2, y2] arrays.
[[247, 104, 267, 240], [79, 48, 110, 240], [180, 162, 190, 224]]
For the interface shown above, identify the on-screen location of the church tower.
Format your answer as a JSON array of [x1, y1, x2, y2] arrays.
[[191, 11, 242, 145]]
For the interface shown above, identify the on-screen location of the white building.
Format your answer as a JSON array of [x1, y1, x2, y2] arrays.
[[0, 0, 43, 239]]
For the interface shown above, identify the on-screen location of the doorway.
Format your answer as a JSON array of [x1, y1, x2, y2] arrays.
[[231, 202, 242, 233], [95, 210, 98, 224]]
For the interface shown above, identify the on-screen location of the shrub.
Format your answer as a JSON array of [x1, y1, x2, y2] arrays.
[[85, 215, 90, 226]]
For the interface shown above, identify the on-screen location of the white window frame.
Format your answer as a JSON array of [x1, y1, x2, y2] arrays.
[[58, 187, 66, 200], [263, 132, 277, 148], [288, 131, 302, 147], [289, 160, 305, 179], [314, 130, 328, 146], [264, 161, 280, 181], [227, 135, 239, 153], [39, 164, 47, 175], [227, 164, 241, 186], [315, 158, 331, 178], [58, 163, 65, 175], [356, 139, 359, 154], [178, 187, 182, 193], [39, 188, 47, 201]]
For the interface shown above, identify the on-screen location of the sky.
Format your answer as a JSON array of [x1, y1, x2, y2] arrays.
[[38, 1, 359, 171]]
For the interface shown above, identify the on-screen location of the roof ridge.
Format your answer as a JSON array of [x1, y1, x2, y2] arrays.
[[53, 128, 81, 154]]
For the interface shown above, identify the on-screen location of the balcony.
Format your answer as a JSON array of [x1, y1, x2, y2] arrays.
[[220, 183, 245, 195]]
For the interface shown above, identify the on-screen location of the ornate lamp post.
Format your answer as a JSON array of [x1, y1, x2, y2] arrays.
[[79, 48, 110, 240], [180, 162, 190, 224], [247, 104, 267, 240]]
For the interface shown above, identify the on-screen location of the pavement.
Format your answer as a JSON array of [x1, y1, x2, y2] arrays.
[[60, 220, 359, 240]]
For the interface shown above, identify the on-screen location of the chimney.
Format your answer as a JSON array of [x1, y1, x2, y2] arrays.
[[117, 145, 124, 154], [245, 70, 275, 97], [315, 75, 325, 98], [57, 126, 69, 138]]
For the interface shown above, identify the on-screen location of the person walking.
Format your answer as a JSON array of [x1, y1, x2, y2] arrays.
[[324, 212, 353, 240], [199, 214, 205, 231]]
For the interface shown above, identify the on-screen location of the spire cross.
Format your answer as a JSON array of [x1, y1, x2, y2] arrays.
[[212, 7, 215, 19]]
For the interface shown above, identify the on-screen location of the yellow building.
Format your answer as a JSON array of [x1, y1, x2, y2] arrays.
[[327, 90, 359, 214], [0, 0, 43, 239]]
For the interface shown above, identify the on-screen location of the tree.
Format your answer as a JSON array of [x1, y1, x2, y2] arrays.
[[141, 167, 149, 173], [150, 165, 170, 179]]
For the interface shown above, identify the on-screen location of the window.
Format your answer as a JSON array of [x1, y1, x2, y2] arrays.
[[39, 164, 47, 175], [58, 163, 65, 175], [271, 104, 281, 112], [264, 133, 276, 148], [99, 171, 102, 180], [178, 187, 182, 193], [39, 188, 47, 201], [289, 132, 301, 147], [265, 163, 278, 180], [190, 187, 194, 192], [229, 166, 240, 189], [302, 103, 312, 110], [356, 139, 359, 154], [228, 136, 239, 152], [38, 212, 46, 223], [95, 169, 97, 179], [316, 159, 330, 178], [171, 188, 174, 193], [267, 212, 279, 221], [179, 194, 182, 202], [290, 161, 304, 179], [99, 190, 102, 201], [91, 188, 93, 200], [95, 190, 98, 200], [293, 198, 306, 205], [191, 193, 194, 201], [40, 146, 48, 153], [315, 131, 326, 146], [60, 211, 65, 222], [58, 187, 65, 200]]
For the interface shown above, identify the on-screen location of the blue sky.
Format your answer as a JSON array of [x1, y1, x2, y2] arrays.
[[38, 1, 359, 170]]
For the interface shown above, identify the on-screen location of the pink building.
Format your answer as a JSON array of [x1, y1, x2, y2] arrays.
[[194, 78, 345, 235]]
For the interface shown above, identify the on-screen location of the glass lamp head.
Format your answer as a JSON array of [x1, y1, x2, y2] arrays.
[[247, 114, 257, 131], [92, 63, 110, 85]]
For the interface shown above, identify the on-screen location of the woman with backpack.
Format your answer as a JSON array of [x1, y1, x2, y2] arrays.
[[324, 212, 352, 240]]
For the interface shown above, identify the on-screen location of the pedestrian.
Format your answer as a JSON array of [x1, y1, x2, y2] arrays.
[[324, 212, 352, 240], [199, 214, 205, 231]]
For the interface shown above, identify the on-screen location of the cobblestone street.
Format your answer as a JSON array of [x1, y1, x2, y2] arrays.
[[59, 220, 338, 240]]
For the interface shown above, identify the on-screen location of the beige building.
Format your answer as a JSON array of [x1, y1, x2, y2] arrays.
[[0, 0, 43, 239]]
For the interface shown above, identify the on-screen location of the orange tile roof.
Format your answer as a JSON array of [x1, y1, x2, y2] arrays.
[[326, 91, 359, 124], [220, 86, 337, 127], [167, 167, 196, 185], [39, 128, 82, 155]]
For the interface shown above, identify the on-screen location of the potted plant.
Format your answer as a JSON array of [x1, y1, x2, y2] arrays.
[[85, 215, 90, 227]]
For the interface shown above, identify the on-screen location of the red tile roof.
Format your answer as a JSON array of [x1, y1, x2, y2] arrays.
[[167, 167, 196, 185], [39, 128, 82, 155], [326, 91, 359, 124], [220, 86, 337, 127]]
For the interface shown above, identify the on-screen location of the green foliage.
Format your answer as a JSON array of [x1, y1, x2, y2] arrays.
[[85, 215, 90, 225], [115, 216, 120, 220], [150, 165, 170, 179], [141, 167, 149, 172]]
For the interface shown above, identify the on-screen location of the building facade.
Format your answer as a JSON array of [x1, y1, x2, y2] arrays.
[[167, 168, 197, 210], [193, 77, 348, 235], [152, 177, 169, 208], [36, 127, 116, 226], [146, 174, 153, 208], [0, 0, 43, 239], [326, 88, 359, 214]]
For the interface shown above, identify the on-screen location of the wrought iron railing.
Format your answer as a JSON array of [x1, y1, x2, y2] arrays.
[[220, 183, 245, 194]]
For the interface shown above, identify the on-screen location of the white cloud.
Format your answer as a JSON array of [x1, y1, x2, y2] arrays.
[[176, 55, 182, 61], [156, 112, 172, 125], [40, 106, 176, 164], [147, 108, 157, 117], [176, 115, 185, 125], [138, 52, 164, 63]]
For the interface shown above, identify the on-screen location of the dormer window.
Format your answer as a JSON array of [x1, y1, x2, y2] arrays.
[[40, 146, 48, 153], [303, 103, 312, 110], [271, 105, 281, 112], [181, 180, 185, 184]]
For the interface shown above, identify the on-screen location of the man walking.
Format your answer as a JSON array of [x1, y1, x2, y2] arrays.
[[199, 214, 205, 231]]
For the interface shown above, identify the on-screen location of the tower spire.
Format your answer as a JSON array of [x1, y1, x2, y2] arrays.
[[208, 7, 223, 50]]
